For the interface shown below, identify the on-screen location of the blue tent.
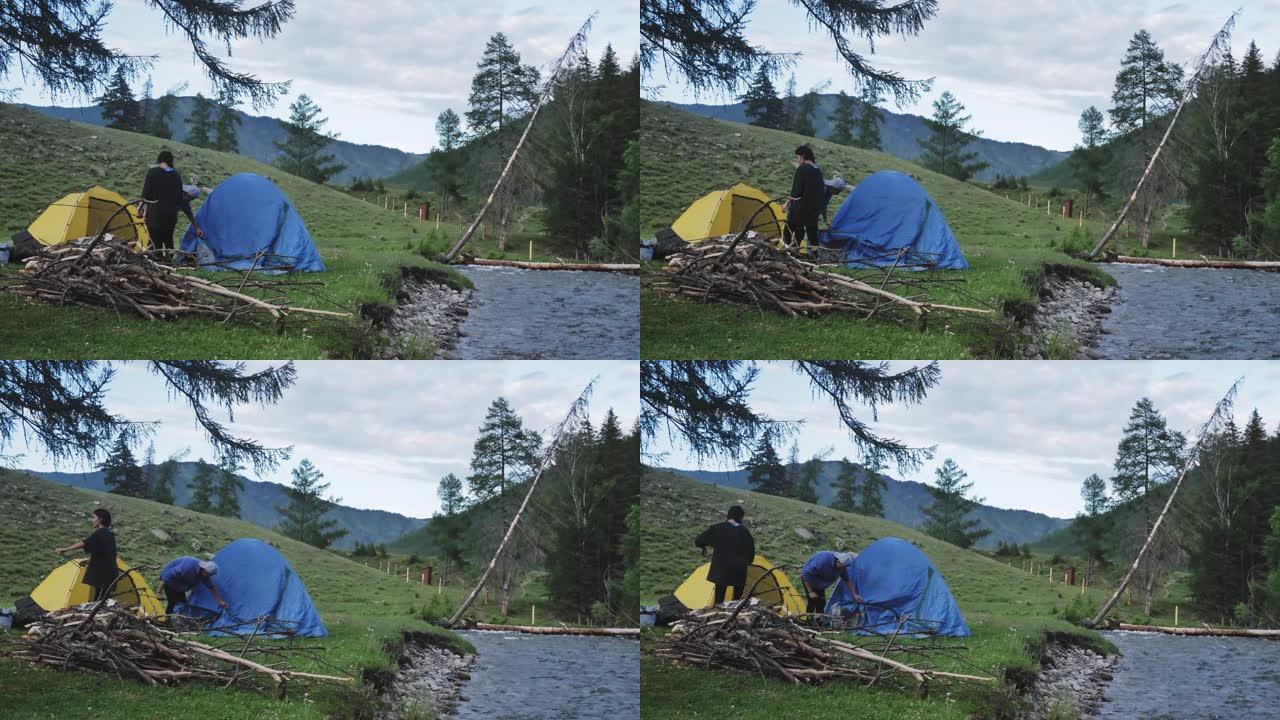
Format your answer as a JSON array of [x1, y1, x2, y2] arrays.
[[820, 171, 968, 270], [179, 173, 324, 272], [825, 537, 970, 637], [185, 538, 327, 637]]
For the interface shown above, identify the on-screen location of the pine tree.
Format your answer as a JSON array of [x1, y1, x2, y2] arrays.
[[150, 91, 177, 139], [920, 459, 990, 548], [1069, 106, 1108, 218], [794, 455, 821, 504], [784, 443, 801, 499], [274, 94, 346, 184], [743, 434, 787, 496], [429, 472, 468, 581], [781, 75, 799, 131], [1074, 473, 1110, 585], [96, 67, 141, 131], [916, 91, 989, 182], [831, 456, 859, 512], [857, 447, 887, 518], [1259, 136, 1280, 253], [739, 66, 784, 130], [430, 108, 466, 213], [213, 456, 245, 518], [853, 85, 884, 151], [828, 91, 857, 145], [276, 459, 348, 548], [466, 33, 539, 138], [187, 459, 217, 514], [212, 90, 241, 153], [791, 88, 819, 137], [151, 459, 177, 505], [187, 94, 215, 148], [99, 434, 147, 496], [141, 441, 157, 501], [138, 78, 154, 134]]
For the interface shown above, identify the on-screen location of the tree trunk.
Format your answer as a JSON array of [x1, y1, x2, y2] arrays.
[[470, 623, 639, 636], [1139, 202, 1155, 250], [1109, 621, 1280, 638], [459, 257, 639, 273], [1107, 255, 1280, 271]]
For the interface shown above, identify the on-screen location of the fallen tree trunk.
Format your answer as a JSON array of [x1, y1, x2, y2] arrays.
[[469, 623, 639, 636], [1108, 621, 1280, 638], [460, 257, 639, 274], [1107, 255, 1280, 272]]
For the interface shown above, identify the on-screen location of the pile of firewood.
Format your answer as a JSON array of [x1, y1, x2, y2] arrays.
[[656, 236, 993, 324], [5, 236, 350, 324], [0, 605, 349, 694], [654, 604, 994, 693]]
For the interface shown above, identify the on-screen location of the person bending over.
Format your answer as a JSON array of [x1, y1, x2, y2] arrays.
[[160, 556, 228, 615], [800, 550, 861, 615]]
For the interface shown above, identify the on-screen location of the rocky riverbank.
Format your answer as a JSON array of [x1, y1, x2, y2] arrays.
[[1023, 638, 1119, 719], [380, 633, 476, 719], [379, 267, 473, 359], [1025, 274, 1117, 359]]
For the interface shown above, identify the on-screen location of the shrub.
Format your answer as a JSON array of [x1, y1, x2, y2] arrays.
[[1064, 594, 1098, 624]]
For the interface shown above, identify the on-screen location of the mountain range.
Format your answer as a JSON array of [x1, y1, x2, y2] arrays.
[[28, 463, 427, 551], [21, 97, 424, 184], [664, 462, 1071, 549], [666, 96, 1070, 182]]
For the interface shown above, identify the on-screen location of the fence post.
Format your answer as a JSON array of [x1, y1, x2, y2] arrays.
[[532, 605, 536, 625]]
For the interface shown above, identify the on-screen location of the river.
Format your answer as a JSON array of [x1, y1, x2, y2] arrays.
[[452, 266, 639, 359], [1095, 631, 1280, 719], [451, 631, 639, 720], [1095, 263, 1280, 359]]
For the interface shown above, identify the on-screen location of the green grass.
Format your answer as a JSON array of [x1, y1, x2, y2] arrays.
[[637, 468, 1199, 720], [639, 102, 1116, 359], [0, 470, 556, 720], [0, 104, 580, 359]]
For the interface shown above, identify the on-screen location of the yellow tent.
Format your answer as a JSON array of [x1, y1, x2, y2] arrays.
[[670, 183, 786, 242], [27, 186, 151, 250], [30, 558, 164, 616], [673, 554, 806, 614]]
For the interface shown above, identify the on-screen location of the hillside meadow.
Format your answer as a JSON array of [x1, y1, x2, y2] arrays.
[[0, 470, 554, 720], [639, 101, 1117, 359], [639, 469, 1202, 720]]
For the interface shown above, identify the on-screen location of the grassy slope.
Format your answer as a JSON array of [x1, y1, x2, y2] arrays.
[[0, 103, 482, 359], [639, 469, 1204, 720], [639, 102, 1115, 359], [0, 470, 553, 720]]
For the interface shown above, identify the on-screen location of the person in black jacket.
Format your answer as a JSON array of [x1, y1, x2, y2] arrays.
[[140, 150, 195, 256], [694, 505, 756, 605], [54, 508, 118, 604], [783, 145, 825, 248]]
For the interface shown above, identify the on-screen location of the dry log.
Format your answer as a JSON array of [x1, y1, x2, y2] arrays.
[[1108, 621, 1280, 638], [460, 257, 639, 274], [469, 623, 639, 636], [1108, 255, 1280, 272]]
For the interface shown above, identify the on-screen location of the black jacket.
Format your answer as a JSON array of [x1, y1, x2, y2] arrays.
[[788, 162, 825, 219], [695, 521, 755, 586], [141, 166, 184, 227], [81, 527, 117, 589]]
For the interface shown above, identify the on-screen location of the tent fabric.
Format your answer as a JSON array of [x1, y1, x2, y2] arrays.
[[30, 557, 164, 616], [27, 186, 151, 250], [825, 537, 970, 637], [673, 554, 806, 615], [179, 173, 324, 272], [670, 184, 786, 242], [821, 171, 968, 270], [184, 538, 327, 637]]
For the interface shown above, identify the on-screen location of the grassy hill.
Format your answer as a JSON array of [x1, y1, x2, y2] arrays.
[[667, 463, 1070, 549], [668, 98, 1070, 182], [0, 469, 549, 720], [31, 464, 427, 551], [639, 101, 1116, 360], [0, 103, 513, 359], [23, 99, 425, 185], [639, 468, 1201, 720]]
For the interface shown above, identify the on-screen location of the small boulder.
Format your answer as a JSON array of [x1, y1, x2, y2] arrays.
[[150, 528, 173, 544], [794, 526, 816, 541]]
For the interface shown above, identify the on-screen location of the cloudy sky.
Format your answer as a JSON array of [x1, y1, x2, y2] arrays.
[[10, 360, 638, 518], [648, 0, 1278, 151], [7, 0, 639, 153], [646, 361, 1280, 519]]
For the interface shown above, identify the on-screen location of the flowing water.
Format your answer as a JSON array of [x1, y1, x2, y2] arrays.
[[1096, 631, 1280, 719], [452, 631, 639, 720], [452, 266, 639, 359], [1095, 263, 1280, 359]]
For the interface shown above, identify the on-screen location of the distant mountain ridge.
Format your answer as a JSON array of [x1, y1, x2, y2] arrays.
[[29, 463, 427, 551], [666, 96, 1070, 182], [22, 98, 424, 184], [666, 461, 1070, 549]]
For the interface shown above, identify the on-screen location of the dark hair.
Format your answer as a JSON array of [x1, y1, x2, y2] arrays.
[[93, 508, 112, 527], [794, 145, 815, 162], [157, 150, 175, 166], [727, 505, 745, 522]]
